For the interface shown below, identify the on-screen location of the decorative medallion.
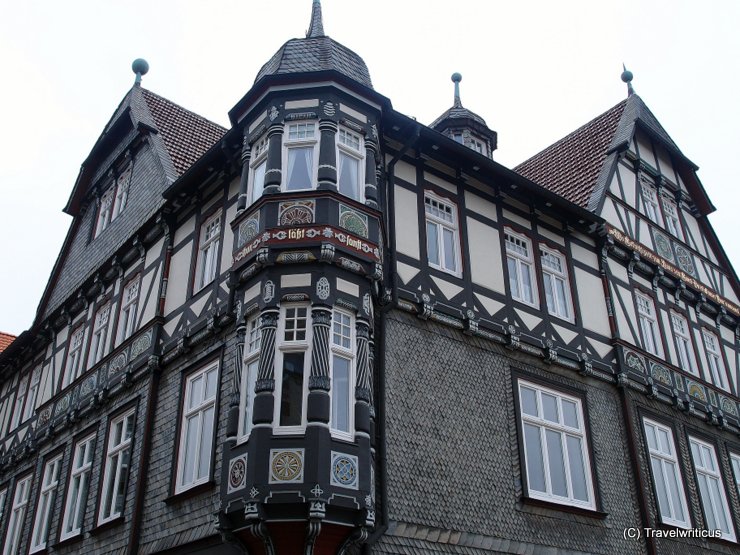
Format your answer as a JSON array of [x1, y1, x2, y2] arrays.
[[624, 350, 647, 374], [239, 215, 260, 248], [674, 245, 697, 277], [276, 251, 316, 264], [370, 124, 378, 140], [687, 381, 707, 403], [338, 204, 369, 238], [80, 374, 97, 396], [279, 200, 315, 226], [108, 352, 128, 377], [55, 393, 71, 416], [130, 329, 152, 360], [37, 406, 52, 427], [421, 293, 431, 304], [269, 449, 304, 484], [316, 277, 331, 300], [250, 486, 260, 498], [330, 452, 358, 489], [721, 397, 738, 417], [708, 390, 718, 407], [363, 293, 371, 316], [653, 231, 674, 262], [650, 362, 672, 386], [263, 280, 275, 303], [235, 300, 243, 323], [336, 257, 363, 273], [228, 454, 248, 493], [310, 483, 324, 497], [282, 293, 309, 302], [323, 102, 336, 116], [269, 106, 279, 121]]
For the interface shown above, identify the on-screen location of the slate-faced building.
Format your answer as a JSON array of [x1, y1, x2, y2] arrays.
[[0, 2, 738, 554]]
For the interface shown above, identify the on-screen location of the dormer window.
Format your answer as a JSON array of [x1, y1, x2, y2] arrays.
[[661, 195, 683, 240], [95, 189, 114, 237], [94, 167, 132, 238], [640, 182, 662, 225], [284, 122, 317, 191], [452, 133, 464, 144], [337, 128, 364, 201], [470, 138, 486, 155], [248, 136, 268, 205]]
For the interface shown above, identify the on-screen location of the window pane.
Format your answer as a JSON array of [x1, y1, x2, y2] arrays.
[[554, 278, 569, 318], [546, 429, 568, 497], [665, 462, 686, 522], [183, 415, 198, 484], [286, 147, 313, 190], [251, 160, 266, 203], [443, 228, 456, 271], [524, 423, 546, 493], [562, 400, 578, 428], [338, 152, 360, 200], [520, 387, 538, 417], [198, 406, 214, 480], [543, 273, 554, 313], [709, 478, 730, 532], [521, 263, 533, 303], [541, 393, 559, 423], [331, 355, 351, 433], [652, 458, 671, 520], [427, 222, 439, 265], [567, 435, 589, 502], [280, 352, 305, 426], [508, 257, 519, 298]]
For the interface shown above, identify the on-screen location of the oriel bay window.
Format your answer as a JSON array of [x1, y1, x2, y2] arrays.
[[118, 276, 140, 344], [284, 122, 317, 191], [176, 361, 219, 493], [635, 292, 662, 357], [331, 309, 355, 439], [642, 419, 690, 528], [89, 302, 111, 368], [670, 312, 698, 376], [275, 305, 311, 433], [195, 213, 222, 292], [99, 409, 135, 524], [248, 135, 268, 205], [540, 246, 573, 321], [641, 182, 662, 225], [239, 316, 261, 441], [60, 433, 95, 541], [506, 230, 536, 306], [3, 475, 32, 555], [64, 324, 86, 387], [517, 380, 595, 509], [425, 193, 460, 276], [689, 436, 736, 542], [30, 454, 63, 553], [702, 329, 729, 391], [337, 128, 363, 201], [662, 194, 683, 240]]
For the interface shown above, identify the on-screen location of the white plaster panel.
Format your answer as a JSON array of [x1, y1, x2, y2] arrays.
[[571, 243, 599, 271], [430, 276, 463, 301], [614, 283, 637, 344], [336, 278, 359, 297], [164, 314, 181, 338], [139, 266, 160, 325], [248, 111, 267, 133], [164, 248, 190, 315], [722, 277, 739, 304], [339, 103, 367, 123], [575, 268, 610, 337], [586, 337, 613, 360], [244, 282, 261, 304], [285, 99, 319, 109], [636, 132, 657, 170], [538, 227, 565, 246], [464, 191, 498, 221], [174, 214, 196, 247], [467, 218, 504, 293], [221, 202, 237, 274], [201, 191, 223, 214], [552, 324, 578, 346], [618, 165, 637, 208], [395, 187, 420, 258], [396, 262, 420, 285], [281, 274, 312, 288], [145, 237, 165, 268], [423, 171, 456, 194], [189, 294, 209, 319], [600, 199, 622, 232], [501, 209, 531, 230], [394, 161, 417, 186], [474, 293, 504, 318], [661, 310, 678, 366], [515, 308, 542, 333]]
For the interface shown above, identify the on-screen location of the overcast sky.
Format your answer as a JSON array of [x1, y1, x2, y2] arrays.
[[1, 0, 738, 335]]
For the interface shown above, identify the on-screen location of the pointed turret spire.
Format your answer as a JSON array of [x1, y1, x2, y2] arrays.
[[452, 72, 463, 108], [306, 0, 325, 38], [621, 63, 635, 97]]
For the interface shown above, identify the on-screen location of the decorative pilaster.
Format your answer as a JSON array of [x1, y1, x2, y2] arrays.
[[317, 120, 338, 191], [263, 124, 283, 195], [236, 132, 251, 211], [309, 307, 332, 391], [363, 140, 379, 209], [355, 320, 371, 401], [255, 309, 279, 391], [226, 321, 247, 442]]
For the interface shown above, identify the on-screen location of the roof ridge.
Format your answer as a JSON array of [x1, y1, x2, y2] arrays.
[[140, 88, 227, 132]]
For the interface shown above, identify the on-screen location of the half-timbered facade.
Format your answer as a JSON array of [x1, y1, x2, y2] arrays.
[[0, 2, 737, 554]]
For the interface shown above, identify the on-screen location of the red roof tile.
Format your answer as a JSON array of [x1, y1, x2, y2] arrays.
[[515, 100, 627, 209], [141, 89, 227, 176], [0, 332, 16, 353]]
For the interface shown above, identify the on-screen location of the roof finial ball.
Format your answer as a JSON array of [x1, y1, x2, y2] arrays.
[[621, 63, 634, 97], [451, 72, 462, 107], [132, 58, 149, 86]]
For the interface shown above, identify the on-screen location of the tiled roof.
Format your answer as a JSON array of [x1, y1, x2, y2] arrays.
[[430, 105, 488, 129], [254, 36, 373, 89], [0, 333, 15, 353], [515, 99, 627, 209], [140, 88, 227, 176]]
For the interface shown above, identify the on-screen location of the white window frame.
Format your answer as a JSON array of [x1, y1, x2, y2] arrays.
[[330, 309, 355, 441], [89, 303, 111, 368], [702, 329, 729, 391], [283, 122, 318, 192], [195, 213, 222, 293], [469, 138, 486, 155], [95, 187, 114, 238], [111, 167, 132, 221], [517, 380, 596, 509], [118, 276, 140, 344], [175, 361, 220, 493], [274, 304, 312, 435], [670, 312, 698, 376], [60, 433, 95, 541], [424, 192, 461, 277], [452, 132, 464, 144], [30, 454, 63, 553], [239, 316, 261, 442], [9, 373, 29, 432], [689, 436, 736, 542], [98, 409, 135, 525], [635, 292, 662, 357], [506, 230, 538, 307], [540, 245, 574, 322], [21, 365, 41, 423], [248, 135, 268, 205], [3, 474, 32, 555], [336, 127, 365, 202], [661, 194, 683, 240], [642, 418, 691, 528], [64, 325, 86, 387], [641, 182, 663, 225]]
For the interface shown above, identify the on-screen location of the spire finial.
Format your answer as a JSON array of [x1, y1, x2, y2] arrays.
[[621, 63, 634, 97], [306, 0, 325, 38], [451, 72, 462, 108], [132, 58, 149, 86]]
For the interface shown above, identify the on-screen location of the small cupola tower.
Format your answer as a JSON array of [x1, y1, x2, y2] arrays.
[[430, 73, 497, 158]]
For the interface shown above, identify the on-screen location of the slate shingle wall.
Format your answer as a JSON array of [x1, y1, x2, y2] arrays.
[[381, 309, 641, 554]]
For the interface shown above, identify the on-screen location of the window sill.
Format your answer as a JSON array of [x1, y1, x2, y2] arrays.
[[165, 480, 215, 504], [519, 495, 607, 520], [90, 515, 125, 535], [52, 532, 84, 550]]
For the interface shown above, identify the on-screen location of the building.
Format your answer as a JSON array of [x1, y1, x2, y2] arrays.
[[0, 2, 738, 554]]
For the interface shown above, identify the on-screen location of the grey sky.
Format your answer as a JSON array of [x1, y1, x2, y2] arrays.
[[1, 0, 738, 335]]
